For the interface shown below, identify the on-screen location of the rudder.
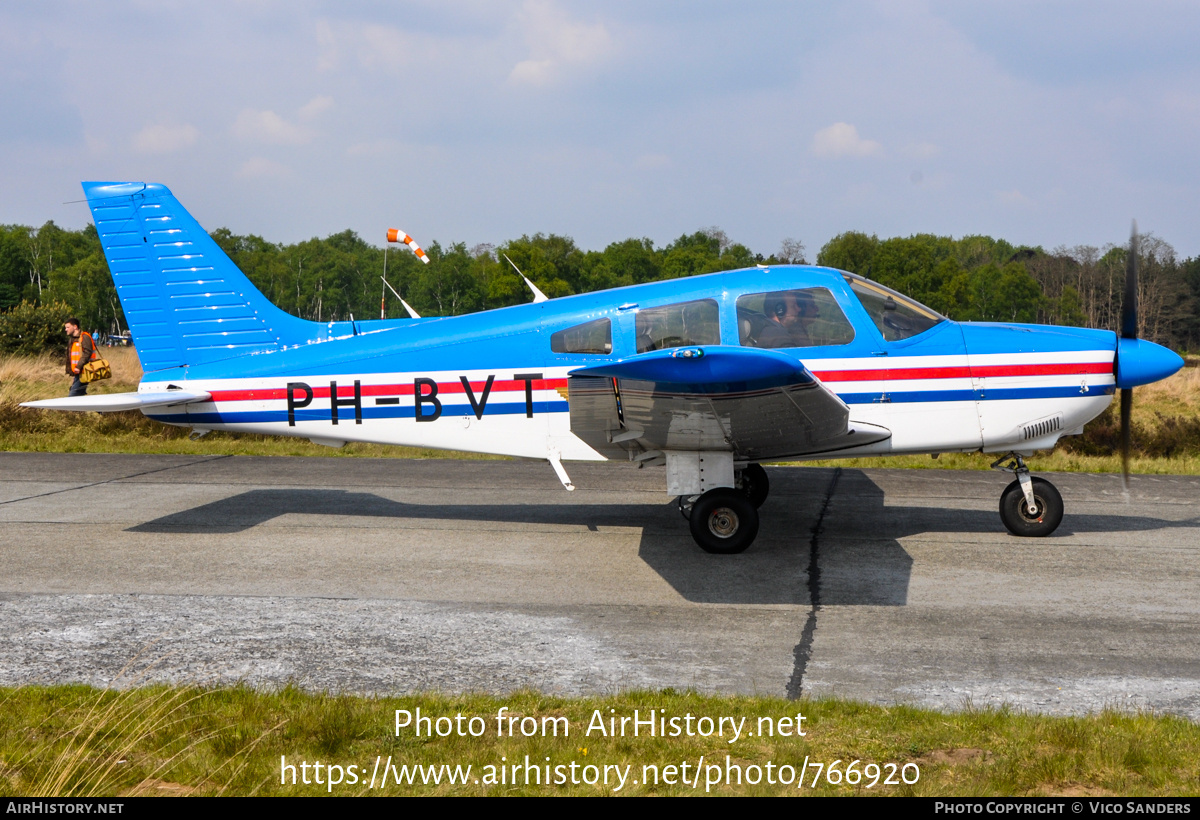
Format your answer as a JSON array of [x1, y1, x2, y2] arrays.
[[83, 181, 322, 374]]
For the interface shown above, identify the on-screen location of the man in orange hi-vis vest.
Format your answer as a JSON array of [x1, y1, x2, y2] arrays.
[[64, 317, 96, 397]]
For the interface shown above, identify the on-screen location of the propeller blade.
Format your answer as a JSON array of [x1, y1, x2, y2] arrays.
[[1120, 387, 1132, 488], [1119, 220, 1138, 489], [1121, 221, 1139, 340]]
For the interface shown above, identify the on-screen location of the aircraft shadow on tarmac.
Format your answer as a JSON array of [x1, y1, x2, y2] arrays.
[[125, 468, 1189, 606]]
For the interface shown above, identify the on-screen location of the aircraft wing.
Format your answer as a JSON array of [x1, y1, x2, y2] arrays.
[[567, 346, 889, 461], [21, 390, 212, 413]]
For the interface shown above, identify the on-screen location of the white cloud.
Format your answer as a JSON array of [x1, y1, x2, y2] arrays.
[[298, 96, 334, 120], [232, 109, 311, 146], [812, 122, 882, 158], [356, 23, 417, 70], [508, 0, 613, 87], [312, 20, 483, 82], [509, 59, 555, 86], [133, 123, 198, 154], [315, 19, 338, 71]]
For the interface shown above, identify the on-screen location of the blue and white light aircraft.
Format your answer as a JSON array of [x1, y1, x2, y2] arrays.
[[25, 182, 1185, 553]]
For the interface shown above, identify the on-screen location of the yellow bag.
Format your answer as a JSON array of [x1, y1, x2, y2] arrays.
[[81, 357, 111, 383]]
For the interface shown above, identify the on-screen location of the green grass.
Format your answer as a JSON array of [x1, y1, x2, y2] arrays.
[[3, 686, 1197, 797], [798, 451, 1200, 475]]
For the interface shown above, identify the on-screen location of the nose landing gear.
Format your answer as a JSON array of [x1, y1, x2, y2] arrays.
[[991, 453, 1064, 537]]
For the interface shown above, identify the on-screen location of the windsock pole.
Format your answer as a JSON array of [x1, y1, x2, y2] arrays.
[[381, 245, 389, 319]]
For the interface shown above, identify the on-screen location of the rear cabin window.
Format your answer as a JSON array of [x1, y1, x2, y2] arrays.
[[551, 318, 612, 354], [737, 287, 855, 348], [635, 299, 720, 353]]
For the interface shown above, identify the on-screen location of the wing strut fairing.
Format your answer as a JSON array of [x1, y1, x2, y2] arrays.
[[566, 346, 890, 462]]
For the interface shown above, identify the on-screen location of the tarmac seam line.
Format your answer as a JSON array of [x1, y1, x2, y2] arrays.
[[0, 454, 233, 507], [787, 466, 841, 700]]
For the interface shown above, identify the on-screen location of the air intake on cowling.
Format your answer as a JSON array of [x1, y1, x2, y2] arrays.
[[1021, 414, 1062, 441]]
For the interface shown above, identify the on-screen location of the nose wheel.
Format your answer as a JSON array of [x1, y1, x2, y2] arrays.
[[992, 454, 1064, 537]]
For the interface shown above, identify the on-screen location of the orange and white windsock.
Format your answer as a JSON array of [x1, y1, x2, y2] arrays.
[[387, 229, 430, 264]]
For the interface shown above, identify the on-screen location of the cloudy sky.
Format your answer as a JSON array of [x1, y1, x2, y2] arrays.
[[2, 1, 1197, 258]]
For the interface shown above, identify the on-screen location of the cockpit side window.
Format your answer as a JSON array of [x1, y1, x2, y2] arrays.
[[845, 275, 944, 342], [635, 299, 720, 353], [737, 287, 855, 349], [551, 318, 612, 354]]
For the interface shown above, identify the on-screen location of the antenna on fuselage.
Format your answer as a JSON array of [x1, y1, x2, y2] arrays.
[[381, 276, 421, 319], [503, 253, 549, 303]]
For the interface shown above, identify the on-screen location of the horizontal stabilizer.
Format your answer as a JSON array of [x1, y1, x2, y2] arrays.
[[21, 390, 211, 413]]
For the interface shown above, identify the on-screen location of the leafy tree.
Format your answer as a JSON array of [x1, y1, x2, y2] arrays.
[[592, 238, 660, 289], [46, 252, 121, 334], [953, 235, 1020, 269], [409, 242, 486, 316], [816, 231, 879, 275], [959, 262, 1043, 323], [0, 300, 73, 355], [660, 231, 722, 279]]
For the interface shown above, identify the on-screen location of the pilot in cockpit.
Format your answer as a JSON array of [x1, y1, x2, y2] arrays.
[[758, 290, 816, 348]]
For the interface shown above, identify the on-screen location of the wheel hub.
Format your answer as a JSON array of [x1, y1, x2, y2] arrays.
[[1019, 497, 1045, 524], [708, 507, 739, 538]]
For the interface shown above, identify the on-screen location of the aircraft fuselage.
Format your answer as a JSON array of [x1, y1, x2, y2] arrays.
[[138, 267, 1119, 462]]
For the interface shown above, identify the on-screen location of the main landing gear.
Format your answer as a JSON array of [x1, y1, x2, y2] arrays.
[[677, 464, 771, 554], [991, 453, 1064, 537]]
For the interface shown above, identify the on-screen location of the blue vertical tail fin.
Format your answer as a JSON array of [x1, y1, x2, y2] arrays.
[[83, 181, 326, 374]]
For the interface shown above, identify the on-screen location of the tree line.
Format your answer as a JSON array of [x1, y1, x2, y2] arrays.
[[1, 220, 1197, 355]]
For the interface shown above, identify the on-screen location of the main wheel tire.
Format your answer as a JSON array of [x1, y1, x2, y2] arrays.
[[737, 463, 770, 508], [689, 488, 759, 554], [999, 477, 1063, 537]]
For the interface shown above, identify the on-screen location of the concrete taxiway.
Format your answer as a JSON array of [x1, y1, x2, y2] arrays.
[[1, 452, 1197, 718]]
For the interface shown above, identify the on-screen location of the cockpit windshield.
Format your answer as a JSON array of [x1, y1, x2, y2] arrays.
[[845, 273, 945, 342]]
